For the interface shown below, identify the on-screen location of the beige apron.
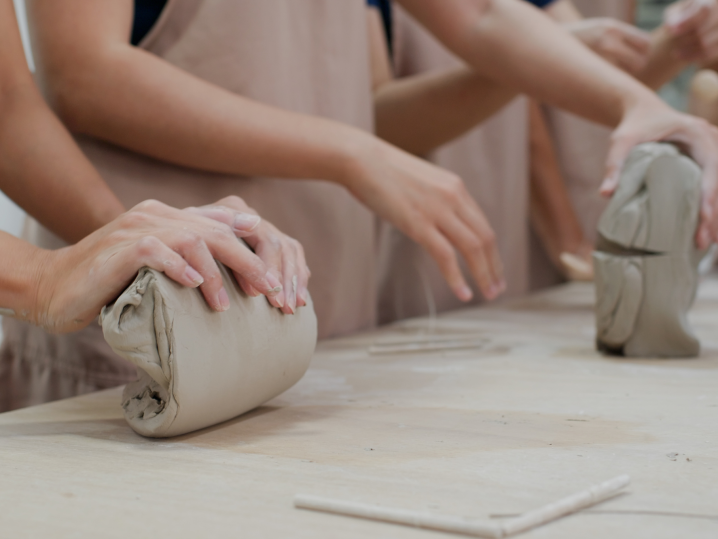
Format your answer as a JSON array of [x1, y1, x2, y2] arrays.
[[1, 0, 375, 411], [531, 0, 630, 286], [378, 6, 530, 324]]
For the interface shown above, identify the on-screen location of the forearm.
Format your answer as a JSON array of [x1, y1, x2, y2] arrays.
[[638, 27, 690, 90], [0, 81, 124, 243], [375, 68, 516, 155], [0, 232, 47, 318], [398, 0, 662, 127], [45, 46, 370, 188]]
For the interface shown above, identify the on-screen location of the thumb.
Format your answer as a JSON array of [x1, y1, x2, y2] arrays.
[[601, 136, 635, 196]]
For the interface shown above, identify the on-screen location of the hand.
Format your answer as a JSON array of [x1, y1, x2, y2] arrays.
[[601, 98, 718, 249], [565, 18, 651, 75], [32, 199, 287, 333], [186, 196, 310, 315], [664, 0, 718, 62], [346, 140, 506, 303]]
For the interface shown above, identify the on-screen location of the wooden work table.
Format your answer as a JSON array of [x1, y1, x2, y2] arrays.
[[1, 279, 717, 538]]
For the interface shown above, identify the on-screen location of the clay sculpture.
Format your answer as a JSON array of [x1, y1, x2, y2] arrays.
[[594, 143, 703, 358], [101, 264, 317, 438]]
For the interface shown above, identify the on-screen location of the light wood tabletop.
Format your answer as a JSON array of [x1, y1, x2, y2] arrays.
[[1, 278, 717, 538]]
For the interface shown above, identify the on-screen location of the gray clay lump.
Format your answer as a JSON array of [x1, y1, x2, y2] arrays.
[[594, 143, 703, 358], [101, 264, 317, 437]]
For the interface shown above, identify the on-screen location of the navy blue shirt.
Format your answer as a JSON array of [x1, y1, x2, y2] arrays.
[[367, 0, 393, 51], [131, 0, 168, 45], [525, 0, 558, 7]]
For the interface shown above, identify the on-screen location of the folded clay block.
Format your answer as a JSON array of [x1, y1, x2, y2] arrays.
[[594, 143, 703, 358], [101, 264, 317, 438]]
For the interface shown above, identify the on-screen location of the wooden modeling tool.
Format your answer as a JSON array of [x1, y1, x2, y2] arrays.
[[295, 475, 630, 538]]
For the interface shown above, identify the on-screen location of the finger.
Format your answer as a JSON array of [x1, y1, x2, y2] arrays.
[[185, 205, 261, 235], [609, 40, 650, 75], [281, 244, 298, 315], [455, 203, 506, 292], [294, 242, 310, 307], [439, 216, 502, 301], [616, 24, 652, 54], [246, 229, 288, 311], [602, 134, 637, 196], [419, 227, 473, 302], [172, 230, 230, 312], [198, 220, 282, 304], [234, 272, 261, 297], [207, 195, 254, 215], [128, 235, 205, 289]]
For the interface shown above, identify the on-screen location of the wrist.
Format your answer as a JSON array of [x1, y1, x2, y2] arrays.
[[0, 239, 53, 324], [330, 128, 385, 193]]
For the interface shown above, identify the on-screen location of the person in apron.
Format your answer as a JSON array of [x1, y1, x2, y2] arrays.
[[535, 0, 718, 284], [11, 0, 718, 409], [373, 3, 531, 322], [0, 0, 306, 411]]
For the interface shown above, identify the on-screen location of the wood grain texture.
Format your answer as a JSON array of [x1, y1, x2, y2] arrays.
[[1, 278, 718, 538]]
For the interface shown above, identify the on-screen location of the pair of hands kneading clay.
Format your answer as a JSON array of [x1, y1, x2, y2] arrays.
[[595, 143, 704, 358], [101, 263, 317, 438]]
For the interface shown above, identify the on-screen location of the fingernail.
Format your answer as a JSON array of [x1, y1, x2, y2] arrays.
[[184, 266, 204, 286], [265, 272, 283, 295], [217, 287, 230, 312], [458, 285, 473, 302], [297, 287, 308, 307], [233, 213, 261, 232], [289, 276, 298, 313]]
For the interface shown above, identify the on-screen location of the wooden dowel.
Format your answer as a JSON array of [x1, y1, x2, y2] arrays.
[[295, 475, 630, 538], [294, 494, 502, 538], [368, 338, 486, 355], [499, 475, 630, 536]]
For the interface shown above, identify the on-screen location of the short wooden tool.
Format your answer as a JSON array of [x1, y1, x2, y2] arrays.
[[295, 474, 630, 538]]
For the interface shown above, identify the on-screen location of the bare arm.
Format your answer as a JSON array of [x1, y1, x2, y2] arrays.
[[397, 0, 718, 248], [369, 8, 516, 156], [0, 0, 124, 243], [28, 0, 507, 304], [0, 200, 291, 333]]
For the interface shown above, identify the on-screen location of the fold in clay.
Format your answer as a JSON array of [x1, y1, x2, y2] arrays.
[[100, 264, 317, 438], [594, 143, 703, 358]]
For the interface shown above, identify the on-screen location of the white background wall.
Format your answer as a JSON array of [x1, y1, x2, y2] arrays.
[[0, 0, 33, 343]]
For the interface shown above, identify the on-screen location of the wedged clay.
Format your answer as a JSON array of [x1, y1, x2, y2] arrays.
[[101, 264, 317, 438], [594, 143, 703, 358]]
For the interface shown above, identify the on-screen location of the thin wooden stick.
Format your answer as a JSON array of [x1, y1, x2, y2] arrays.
[[499, 474, 630, 536], [294, 475, 630, 538], [368, 338, 486, 355], [294, 494, 502, 538]]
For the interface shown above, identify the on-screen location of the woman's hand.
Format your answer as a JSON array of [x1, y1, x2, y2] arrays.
[[29, 199, 294, 333], [601, 97, 718, 249], [345, 139, 505, 303], [186, 196, 310, 315], [665, 0, 718, 62], [565, 18, 652, 75]]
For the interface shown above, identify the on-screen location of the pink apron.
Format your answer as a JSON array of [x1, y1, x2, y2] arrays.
[[1, 0, 376, 410]]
